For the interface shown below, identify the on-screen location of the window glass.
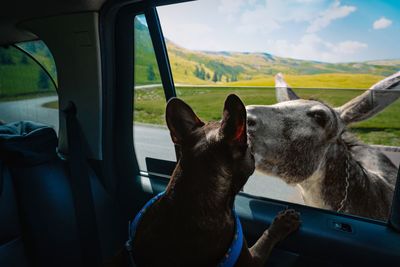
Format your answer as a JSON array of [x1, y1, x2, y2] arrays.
[[0, 41, 58, 131], [133, 14, 176, 172], [17, 40, 57, 85], [140, 0, 398, 221]]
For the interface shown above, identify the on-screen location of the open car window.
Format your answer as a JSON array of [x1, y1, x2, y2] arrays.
[[133, 14, 176, 173], [130, 0, 400, 222]]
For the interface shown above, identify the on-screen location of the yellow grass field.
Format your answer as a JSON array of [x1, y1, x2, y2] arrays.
[[227, 73, 385, 89]]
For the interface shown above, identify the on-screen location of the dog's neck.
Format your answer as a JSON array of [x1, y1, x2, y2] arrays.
[[165, 157, 236, 225], [133, 156, 237, 266]]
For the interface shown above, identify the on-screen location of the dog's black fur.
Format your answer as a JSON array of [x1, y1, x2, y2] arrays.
[[107, 94, 300, 267]]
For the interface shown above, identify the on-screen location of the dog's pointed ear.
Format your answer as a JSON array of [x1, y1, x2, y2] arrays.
[[220, 94, 247, 145], [166, 98, 204, 145]]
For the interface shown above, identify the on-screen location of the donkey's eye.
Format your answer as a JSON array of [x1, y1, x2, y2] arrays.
[[307, 110, 328, 127]]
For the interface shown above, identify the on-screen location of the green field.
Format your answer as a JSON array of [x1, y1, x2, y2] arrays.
[[133, 86, 400, 146]]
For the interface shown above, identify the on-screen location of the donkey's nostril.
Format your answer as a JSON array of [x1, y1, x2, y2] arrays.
[[247, 118, 256, 127]]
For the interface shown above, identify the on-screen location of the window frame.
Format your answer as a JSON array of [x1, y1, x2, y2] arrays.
[[99, 0, 190, 210], [103, 0, 400, 231]]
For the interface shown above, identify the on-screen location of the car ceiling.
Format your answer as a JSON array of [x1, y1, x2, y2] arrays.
[[0, 0, 110, 45]]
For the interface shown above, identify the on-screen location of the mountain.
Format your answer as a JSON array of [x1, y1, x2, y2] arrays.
[[134, 20, 399, 86], [365, 59, 400, 67]]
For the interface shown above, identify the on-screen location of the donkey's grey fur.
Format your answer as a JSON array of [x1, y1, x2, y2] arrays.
[[247, 72, 400, 220]]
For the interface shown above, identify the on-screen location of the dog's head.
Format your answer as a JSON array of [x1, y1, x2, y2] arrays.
[[166, 94, 255, 194]]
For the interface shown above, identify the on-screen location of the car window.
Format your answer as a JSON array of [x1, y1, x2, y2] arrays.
[[0, 41, 58, 131], [132, 1, 400, 222], [133, 14, 176, 172], [17, 40, 57, 86]]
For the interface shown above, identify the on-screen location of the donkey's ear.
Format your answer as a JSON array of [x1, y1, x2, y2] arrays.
[[220, 94, 247, 145], [335, 71, 400, 125], [275, 73, 300, 102], [166, 98, 204, 145]]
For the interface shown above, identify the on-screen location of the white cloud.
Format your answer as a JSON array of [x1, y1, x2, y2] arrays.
[[307, 0, 356, 33], [218, 0, 256, 21], [373, 17, 392, 30], [266, 34, 367, 62], [219, 0, 355, 36], [218, 0, 244, 16], [162, 23, 220, 51], [237, 7, 281, 34], [233, 0, 323, 34], [333, 41, 367, 54]]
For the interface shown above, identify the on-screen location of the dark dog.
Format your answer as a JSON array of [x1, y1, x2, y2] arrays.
[[110, 94, 300, 267]]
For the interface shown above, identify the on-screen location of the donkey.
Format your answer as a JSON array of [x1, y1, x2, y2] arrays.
[[246, 72, 400, 220]]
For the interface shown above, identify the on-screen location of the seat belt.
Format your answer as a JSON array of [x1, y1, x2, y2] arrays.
[[64, 102, 102, 267]]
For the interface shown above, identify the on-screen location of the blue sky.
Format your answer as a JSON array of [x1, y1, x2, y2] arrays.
[[157, 0, 400, 63]]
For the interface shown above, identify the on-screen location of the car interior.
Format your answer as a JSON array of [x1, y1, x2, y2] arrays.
[[0, 0, 399, 267]]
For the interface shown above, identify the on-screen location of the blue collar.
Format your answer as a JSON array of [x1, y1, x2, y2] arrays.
[[129, 191, 243, 267]]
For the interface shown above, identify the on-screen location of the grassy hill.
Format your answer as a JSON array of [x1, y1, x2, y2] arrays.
[[365, 59, 400, 67], [134, 20, 162, 85], [0, 45, 55, 99], [134, 20, 398, 88]]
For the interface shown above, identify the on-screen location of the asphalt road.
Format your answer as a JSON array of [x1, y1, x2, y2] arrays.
[[0, 96, 59, 129], [0, 95, 304, 203]]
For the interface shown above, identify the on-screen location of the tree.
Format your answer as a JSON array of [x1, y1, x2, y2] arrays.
[[194, 65, 207, 80], [212, 71, 218, 83], [0, 49, 14, 65], [194, 65, 200, 78], [38, 69, 50, 90], [20, 54, 29, 64], [206, 72, 210, 80], [217, 72, 222, 82], [147, 64, 155, 81], [200, 67, 206, 80]]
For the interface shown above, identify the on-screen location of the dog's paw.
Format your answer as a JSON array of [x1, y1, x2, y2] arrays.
[[267, 209, 300, 243]]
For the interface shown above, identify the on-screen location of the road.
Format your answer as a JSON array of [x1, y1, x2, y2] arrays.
[[0, 95, 304, 203], [0, 96, 59, 129]]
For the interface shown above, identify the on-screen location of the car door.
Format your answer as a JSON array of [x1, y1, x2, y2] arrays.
[[101, 0, 400, 266]]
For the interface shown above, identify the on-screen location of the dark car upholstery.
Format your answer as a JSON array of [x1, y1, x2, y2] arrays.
[[0, 161, 30, 267], [0, 121, 125, 267]]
